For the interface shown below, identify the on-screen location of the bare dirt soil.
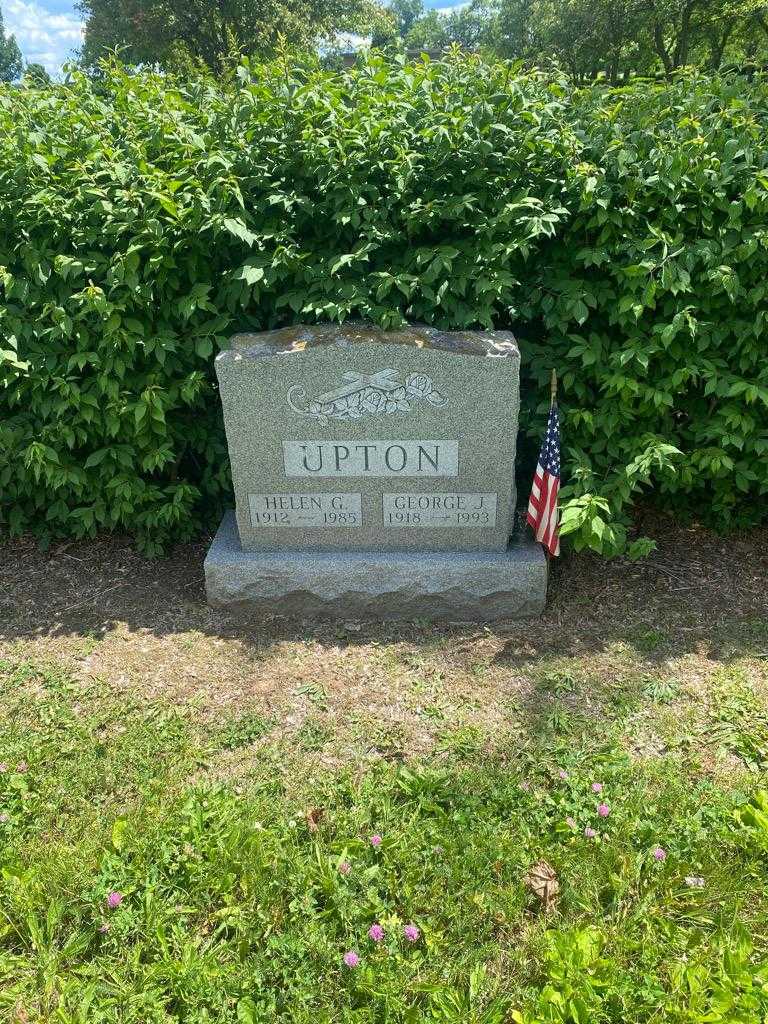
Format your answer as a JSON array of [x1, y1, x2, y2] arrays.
[[2, 513, 766, 773]]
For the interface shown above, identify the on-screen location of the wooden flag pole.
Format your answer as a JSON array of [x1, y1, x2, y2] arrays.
[[550, 368, 558, 404]]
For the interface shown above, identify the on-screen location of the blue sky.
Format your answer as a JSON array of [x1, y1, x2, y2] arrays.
[[3, 0, 83, 72], [2, 0, 465, 76]]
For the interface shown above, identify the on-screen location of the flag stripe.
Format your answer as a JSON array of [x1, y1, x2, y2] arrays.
[[526, 402, 560, 557]]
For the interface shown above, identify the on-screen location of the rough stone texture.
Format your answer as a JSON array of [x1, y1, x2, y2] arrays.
[[205, 512, 547, 621], [215, 324, 520, 554]]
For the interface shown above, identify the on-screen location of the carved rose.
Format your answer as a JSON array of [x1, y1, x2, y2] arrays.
[[405, 373, 433, 397], [427, 390, 447, 406], [288, 370, 446, 420], [361, 389, 387, 414]]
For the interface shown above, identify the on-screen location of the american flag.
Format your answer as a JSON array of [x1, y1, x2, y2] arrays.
[[526, 402, 561, 556]]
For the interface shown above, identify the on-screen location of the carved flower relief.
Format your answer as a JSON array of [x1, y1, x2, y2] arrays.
[[359, 387, 413, 415], [361, 389, 389, 415], [336, 391, 365, 418], [307, 389, 395, 420], [310, 402, 351, 419], [387, 386, 412, 413], [405, 373, 431, 396], [405, 373, 446, 405], [287, 369, 447, 422]]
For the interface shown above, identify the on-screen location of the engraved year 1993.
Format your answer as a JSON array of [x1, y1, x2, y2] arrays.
[[382, 493, 498, 528]]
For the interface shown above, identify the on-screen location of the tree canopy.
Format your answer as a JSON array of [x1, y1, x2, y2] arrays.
[[0, 3, 22, 82], [78, 0, 385, 69], [24, 62, 52, 86], [76, 0, 768, 76], [380, 0, 768, 79]]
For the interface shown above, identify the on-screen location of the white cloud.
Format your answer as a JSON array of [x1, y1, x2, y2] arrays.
[[334, 32, 370, 51], [434, 1, 470, 12], [4, 0, 84, 75]]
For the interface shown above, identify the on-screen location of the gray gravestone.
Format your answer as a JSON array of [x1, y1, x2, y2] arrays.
[[205, 325, 547, 620]]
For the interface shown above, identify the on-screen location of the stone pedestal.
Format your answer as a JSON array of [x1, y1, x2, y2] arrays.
[[206, 512, 547, 621]]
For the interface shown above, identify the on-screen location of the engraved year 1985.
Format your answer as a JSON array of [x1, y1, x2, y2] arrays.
[[248, 493, 362, 528]]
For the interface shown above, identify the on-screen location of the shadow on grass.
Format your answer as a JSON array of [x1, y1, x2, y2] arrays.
[[1, 511, 767, 677]]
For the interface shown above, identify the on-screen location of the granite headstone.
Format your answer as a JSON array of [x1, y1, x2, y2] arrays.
[[205, 325, 547, 619]]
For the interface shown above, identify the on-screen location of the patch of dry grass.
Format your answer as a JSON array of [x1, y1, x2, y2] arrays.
[[1, 513, 766, 784]]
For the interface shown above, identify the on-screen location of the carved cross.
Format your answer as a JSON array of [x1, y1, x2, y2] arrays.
[[316, 369, 400, 403]]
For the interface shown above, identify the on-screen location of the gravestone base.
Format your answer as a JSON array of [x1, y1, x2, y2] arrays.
[[205, 512, 547, 621]]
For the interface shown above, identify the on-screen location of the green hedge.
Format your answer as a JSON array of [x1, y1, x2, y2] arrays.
[[1, 56, 767, 555]]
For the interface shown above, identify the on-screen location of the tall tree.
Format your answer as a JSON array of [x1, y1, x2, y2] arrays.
[[390, 0, 425, 37], [643, 0, 767, 75], [0, 3, 22, 82], [486, 0, 768, 75], [24, 62, 52, 85], [370, 0, 423, 46], [488, 0, 645, 81], [405, 4, 489, 50], [694, 0, 767, 67], [79, 0, 382, 69], [487, 0, 542, 60]]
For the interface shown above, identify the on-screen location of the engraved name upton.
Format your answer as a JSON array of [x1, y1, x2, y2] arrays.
[[283, 439, 459, 477]]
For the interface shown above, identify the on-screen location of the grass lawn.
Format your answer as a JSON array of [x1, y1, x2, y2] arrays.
[[1, 515, 768, 1022]]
